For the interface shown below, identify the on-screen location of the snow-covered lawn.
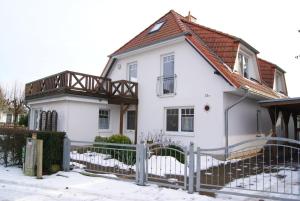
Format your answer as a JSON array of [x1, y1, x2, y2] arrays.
[[0, 165, 299, 201], [0, 165, 216, 201], [70, 151, 228, 176]]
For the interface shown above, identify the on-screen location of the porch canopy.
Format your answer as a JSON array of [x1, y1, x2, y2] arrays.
[[258, 97, 300, 140]]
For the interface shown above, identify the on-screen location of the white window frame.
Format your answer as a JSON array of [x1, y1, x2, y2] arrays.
[[149, 21, 165, 33], [127, 61, 138, 82], [238, 52, 249, 78], [158, 53, 176, 97], [31, 108, 42, 130], [164, 106, 195, 136], [98, 109, 110, 131], [274, 70, 285, 94], [126, 110, 136, 132]]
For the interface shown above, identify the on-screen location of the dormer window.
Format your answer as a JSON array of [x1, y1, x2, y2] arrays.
[[149, 21, 164, 33], [238, 53, 249, 78], [275, 71, 285, 93]]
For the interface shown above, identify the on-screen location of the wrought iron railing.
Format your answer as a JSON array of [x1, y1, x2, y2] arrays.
[[156, 75, 177, 96]]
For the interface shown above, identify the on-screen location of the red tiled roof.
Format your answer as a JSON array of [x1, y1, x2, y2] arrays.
[[258, 58, 276, 88], [182, 20, 240, 68], [112, 10, 186, 56], [107, 10, 285, 99]]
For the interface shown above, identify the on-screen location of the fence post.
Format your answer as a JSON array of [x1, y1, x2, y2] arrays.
[[136, 142, 146, 186], [196, 147, 201, 192], [188, 142, 194, 194], [62, 136, 70, 172]]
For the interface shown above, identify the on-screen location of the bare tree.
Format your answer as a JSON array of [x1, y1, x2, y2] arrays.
[[1, 82, 26, 125]]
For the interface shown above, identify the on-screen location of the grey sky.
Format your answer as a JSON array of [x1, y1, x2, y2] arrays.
[[0, 0, 299, 96]]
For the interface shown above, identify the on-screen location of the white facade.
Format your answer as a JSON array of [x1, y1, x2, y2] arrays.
[[27, 38, 275, 149]]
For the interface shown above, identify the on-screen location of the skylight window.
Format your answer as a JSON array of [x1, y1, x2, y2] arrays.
[[149, 21, 164, 33]]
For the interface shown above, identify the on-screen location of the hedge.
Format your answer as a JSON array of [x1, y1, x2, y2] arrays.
[[94, 135, 136, 165], [0, 128, 65, 174]]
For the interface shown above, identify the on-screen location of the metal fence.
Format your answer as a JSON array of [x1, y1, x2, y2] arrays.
[[193, 137, 300, 201], [64, 137, 300, 200]]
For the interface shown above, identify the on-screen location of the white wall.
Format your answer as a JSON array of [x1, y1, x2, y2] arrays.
[[27, 96, 110, 141], [223, 93, 272, 145], [108, 40, 233, 149]]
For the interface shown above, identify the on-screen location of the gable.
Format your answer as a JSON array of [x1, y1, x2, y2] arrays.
[[103, 10, 287, 99], [111, 10, 187, 57]]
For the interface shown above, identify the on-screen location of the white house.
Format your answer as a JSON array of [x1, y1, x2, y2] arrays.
[[25, 10, 292, 150]]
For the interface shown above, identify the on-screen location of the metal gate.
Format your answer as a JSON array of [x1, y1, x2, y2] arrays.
[[193, 137, 300, 201], [145, 143, 188, 189], [69, 140, 137, 180]]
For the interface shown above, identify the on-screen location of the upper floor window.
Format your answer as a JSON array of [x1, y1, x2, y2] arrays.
[[238, 53, 249, 78], [149, 21, 164, 33], [99, 109, 110, 130], [162, 54, 175, 94], [128, 62, 137, 82], [275, 71, 285, 93]]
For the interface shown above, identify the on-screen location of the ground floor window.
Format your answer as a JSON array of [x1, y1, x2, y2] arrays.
[[166, 107, 194, 132], [127, 111, 136, 130], [6, 114, 12, 124], [99, 109, 110, 129]]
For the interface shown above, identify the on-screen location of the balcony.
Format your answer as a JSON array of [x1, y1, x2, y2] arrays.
[[25, 71, 138, 104]]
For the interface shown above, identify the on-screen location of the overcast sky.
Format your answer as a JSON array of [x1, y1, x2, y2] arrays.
[[0, 0, 299, 97]]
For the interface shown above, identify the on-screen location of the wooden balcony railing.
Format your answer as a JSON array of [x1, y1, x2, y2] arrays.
[[25, 71, 138, 103], [110, 80, 138, 98]]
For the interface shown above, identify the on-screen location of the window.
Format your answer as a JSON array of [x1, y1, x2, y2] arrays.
[[181, 109, 194, 132], [127, 111, 136, 130], [297, 115, 300, 129], [275, 72, 284, 93], [162, 54, 175, 94], [128, 62, 137, 82], [238, 53, 249, 78], [99, 110, 110, 129], [6, 114, 12, 124], [166, 107, 194, 133], [166, 109, 179, 131], [149, 21, 164, 33], [33, 109, 40, 130]]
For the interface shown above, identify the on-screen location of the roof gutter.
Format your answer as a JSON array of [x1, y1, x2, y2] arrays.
[[224, 87, 249, 158]]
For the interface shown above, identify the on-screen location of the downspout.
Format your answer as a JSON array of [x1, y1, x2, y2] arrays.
[[225, 88, 249, 158]]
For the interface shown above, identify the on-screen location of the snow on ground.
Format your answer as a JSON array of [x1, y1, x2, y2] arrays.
[[0, 165, 299, 201], [70, 151, 227, 176], [217, 167, 300, 201], [0, 165, 216, 201]]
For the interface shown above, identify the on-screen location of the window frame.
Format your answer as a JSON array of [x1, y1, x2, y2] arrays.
[[275, 70, 285, 94], [238, 53, 249, 79], [164, 106, 195, 135], [159, 53, 176, 97], [127, 61, 138, 82], [98, 109, 110, 131], [149, 21, 165, 34], [126, 110, 136, 131]]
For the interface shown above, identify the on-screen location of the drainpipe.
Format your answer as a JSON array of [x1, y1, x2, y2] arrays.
[[225, 88, 249, 158]]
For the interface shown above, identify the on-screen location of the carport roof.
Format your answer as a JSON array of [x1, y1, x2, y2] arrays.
[[258, 97, 300, 114]]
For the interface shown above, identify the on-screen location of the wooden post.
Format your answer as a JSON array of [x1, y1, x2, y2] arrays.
[[134, 104, 138, 144], [36, 139, 43, 179], [119, 103, 124, 134], [282, 110, 291, 139]]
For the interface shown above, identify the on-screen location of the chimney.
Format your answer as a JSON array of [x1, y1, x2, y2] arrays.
[[185, 11, 197, 23]]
